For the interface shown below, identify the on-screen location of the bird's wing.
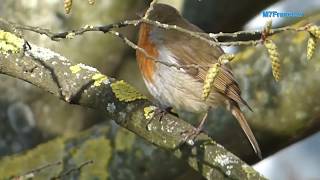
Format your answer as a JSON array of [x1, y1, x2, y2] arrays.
[[161, 28, 249, 108]]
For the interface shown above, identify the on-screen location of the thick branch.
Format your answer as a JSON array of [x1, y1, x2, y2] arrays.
[[0, 35, 265, 180]]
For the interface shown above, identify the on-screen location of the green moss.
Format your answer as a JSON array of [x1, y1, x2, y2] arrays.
[[143, 106, 157, 120], [0, 30, 24, 55], [111, 80, 147, 102], [73, 137, 111, 179], [69, 64, 109, 86], [242, 164, 265, 179], [92, 73, 108, 87], [0, 138, 64, 178], [0, 124, 113, 179], [115, 128, 136, 152], [70, 64, 82, 74]]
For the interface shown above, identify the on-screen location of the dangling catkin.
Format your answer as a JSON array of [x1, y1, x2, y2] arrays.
[[308, 25, 320, 39], [202, 63, 220, 100], [64, 0, 73, 14], [264, 39, 281, 81], [307, 35, 317, 61], [88, 0, 95, 5]]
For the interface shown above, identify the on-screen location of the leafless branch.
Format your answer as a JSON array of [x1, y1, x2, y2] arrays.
[[10, 161, 62, 180], [4, 2, 312, 73], [50, 160, 94, 179]]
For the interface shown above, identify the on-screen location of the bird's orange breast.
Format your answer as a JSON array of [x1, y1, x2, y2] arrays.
[[136, 23, 157, 83]]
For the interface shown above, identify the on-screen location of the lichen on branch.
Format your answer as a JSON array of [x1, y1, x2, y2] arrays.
[[0, 30, 25, 54]]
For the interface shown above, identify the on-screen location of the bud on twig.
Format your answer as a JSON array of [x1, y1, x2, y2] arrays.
[[307, 25, 320, 39], [218, 54, 235, 64], [264, 20, 273, 35]]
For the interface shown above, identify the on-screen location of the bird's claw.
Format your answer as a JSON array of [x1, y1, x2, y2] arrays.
[[153, 108, 168, 122], [181, 127, 203, 146], [145, 107, 173, 131]]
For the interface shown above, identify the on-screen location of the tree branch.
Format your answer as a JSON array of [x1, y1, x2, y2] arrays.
[[0, 29, 265, 180]]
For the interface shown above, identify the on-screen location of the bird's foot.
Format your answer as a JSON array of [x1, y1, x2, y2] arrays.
[[145, 107, 177, 130], [181, 112, 208, 146], [154, 107, 170, 122], [181, 126, 203, 146], [154, 107, 177, 121]]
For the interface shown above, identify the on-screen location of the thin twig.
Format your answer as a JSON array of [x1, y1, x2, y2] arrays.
[[2, 1, 313, 73], [8, 13, 310, 47], [50, 160, 94, 179], [12, 20, 141, 40], [8, 7, 309, 45], [109, 30, 201, 70], [11, 161, 62, 180], [141, 18, 220, 46], [140, 19, 309, 46], [143, 0, 158, 19], [209, 25, 307, 39]]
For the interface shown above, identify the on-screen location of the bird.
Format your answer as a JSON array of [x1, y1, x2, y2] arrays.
[[136, 3, 261, 158]]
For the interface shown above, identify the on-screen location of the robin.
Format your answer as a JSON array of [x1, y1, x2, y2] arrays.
[[136, 3, 261, 158]]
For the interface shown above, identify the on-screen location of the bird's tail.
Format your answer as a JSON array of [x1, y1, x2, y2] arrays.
[[230, 102, 262, 159]]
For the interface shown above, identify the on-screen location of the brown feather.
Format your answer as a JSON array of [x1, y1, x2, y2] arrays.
[[230, 102, 262, 158], [161, 26, 249, 109]]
